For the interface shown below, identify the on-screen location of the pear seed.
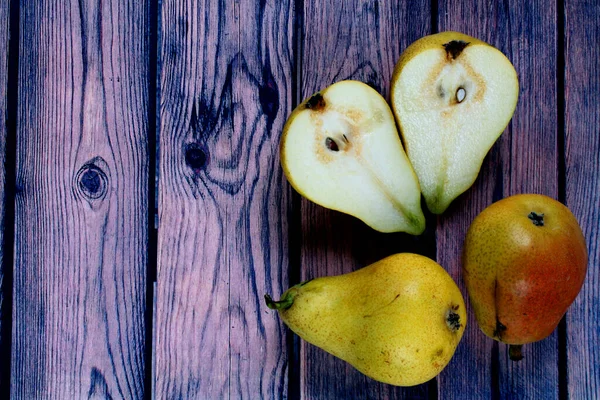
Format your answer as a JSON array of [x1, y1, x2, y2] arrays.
[[456, 87, 466, 103], [325, 137, 339, 151]]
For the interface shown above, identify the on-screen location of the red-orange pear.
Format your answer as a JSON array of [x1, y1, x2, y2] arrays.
[[463, 194, 587, 360]]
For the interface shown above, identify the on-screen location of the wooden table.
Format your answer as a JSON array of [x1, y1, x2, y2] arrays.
[[0, 0, 598, 398]]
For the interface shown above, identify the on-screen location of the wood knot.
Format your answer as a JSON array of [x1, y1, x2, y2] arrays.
[[88, 367, 112, 399], [185, 143, 208, 170], [76, 159, 108, 200]]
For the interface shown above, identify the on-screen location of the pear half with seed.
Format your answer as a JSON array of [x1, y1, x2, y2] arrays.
[[391, 32, 519, 214], [281, 80, 425, 234]]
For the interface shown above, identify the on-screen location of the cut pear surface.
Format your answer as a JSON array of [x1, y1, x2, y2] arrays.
[[281, 80, 425, 234], [391, 32, 519, 214]]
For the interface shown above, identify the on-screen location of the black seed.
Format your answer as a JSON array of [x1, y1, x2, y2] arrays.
[[325, 137, 339, 151]]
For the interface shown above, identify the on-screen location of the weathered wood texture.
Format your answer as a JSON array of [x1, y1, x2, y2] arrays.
[[436, 1, 559, 399], [0, 1, 9, 392], [565, 1, 600, 398], [155, 0, 294, 398], [12, 1, 149, 398], [298, 1, 435, 398], [3, 0, 599, 398]]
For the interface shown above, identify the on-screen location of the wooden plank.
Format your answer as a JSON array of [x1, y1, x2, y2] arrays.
[[436, 1, 559, 398], [154, 0, 294, 398], [298, 1, 434, 398], [11, 1, 149, 398], [434, 6, 510, 398], [0, 0, 9, 393], [564, 1, 600, 398]]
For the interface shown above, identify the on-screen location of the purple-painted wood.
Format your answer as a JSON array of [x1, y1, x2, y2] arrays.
[[434, 3, 511, 397], [11, 1, 149, 397], [436, 1, 560, 399], [565, 1, 600, 398], [0, 1, 8, 392], [154, 0, 294, 398], [298, 1, 434, 398]]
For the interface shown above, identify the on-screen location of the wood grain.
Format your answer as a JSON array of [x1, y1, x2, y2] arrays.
[[298, 1, 434, 398], [564, 1, 600, 398], [0, 0, 9, 393], [154, 0, 294, 398], [436, 1, 559, 398], [12, 1, 149, 397]]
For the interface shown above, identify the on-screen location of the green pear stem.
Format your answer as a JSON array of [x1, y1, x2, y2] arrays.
[[264, 293, 294, 310], [509, 344, 524, 361], [265, 279, 314, 310]]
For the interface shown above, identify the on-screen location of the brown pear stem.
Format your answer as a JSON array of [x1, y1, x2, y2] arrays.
[[509, 344, 524, 361]]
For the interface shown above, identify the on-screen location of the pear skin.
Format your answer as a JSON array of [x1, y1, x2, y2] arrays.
[[266, 254, 466, 386], [463, 194, 587, 360]]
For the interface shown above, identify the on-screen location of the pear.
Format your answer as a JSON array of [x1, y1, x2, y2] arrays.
[[281, 80, 425, 234], [463, 194, 587, 360], [391, 32, 519, 214], [265, 253, 466, 386]]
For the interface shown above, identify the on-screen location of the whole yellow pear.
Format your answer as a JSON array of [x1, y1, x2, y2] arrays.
[[265, 253, 466, 386]]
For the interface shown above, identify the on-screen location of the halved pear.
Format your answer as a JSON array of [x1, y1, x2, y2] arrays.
[[281, 80, 425, 234], [391, 32, 519, 214]]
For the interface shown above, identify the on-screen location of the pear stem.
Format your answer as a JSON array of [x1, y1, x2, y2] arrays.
[[265, 279, 313, 311], [509, 344, 524, 361], [264, 293, 294, 310]]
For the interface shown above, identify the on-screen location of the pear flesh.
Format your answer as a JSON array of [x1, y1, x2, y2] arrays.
[[281, 80, 425, 234], [266, 253, 466, 386], [391, 32, 519, 214]]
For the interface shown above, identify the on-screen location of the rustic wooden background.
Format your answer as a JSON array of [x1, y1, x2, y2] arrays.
[[0, 0, 598, 398]]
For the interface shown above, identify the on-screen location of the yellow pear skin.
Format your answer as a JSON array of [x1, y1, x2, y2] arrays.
[[265, 254, 466, 386]]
